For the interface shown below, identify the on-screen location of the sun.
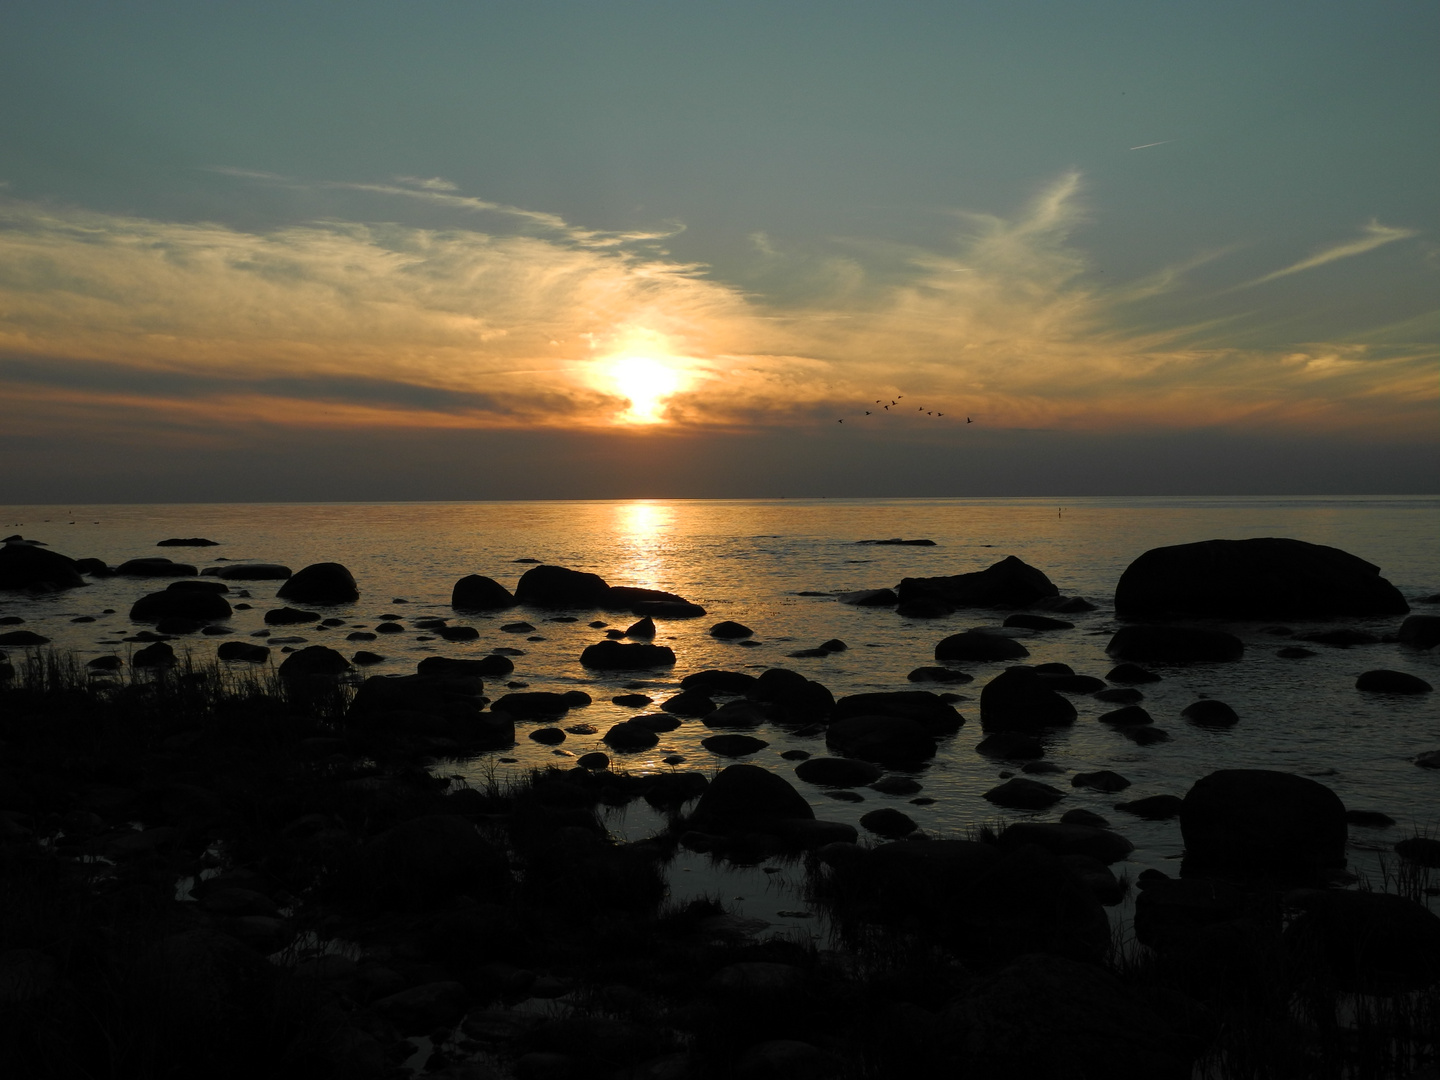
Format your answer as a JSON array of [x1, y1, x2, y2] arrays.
[[608, 355, 682, 423]]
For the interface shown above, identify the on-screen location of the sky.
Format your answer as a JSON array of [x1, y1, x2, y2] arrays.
[[1, 1, 1435, 501]]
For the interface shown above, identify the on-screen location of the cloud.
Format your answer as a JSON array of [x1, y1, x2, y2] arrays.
[[0, 176, 1433, 451], [1241, 220, 1420, 288]]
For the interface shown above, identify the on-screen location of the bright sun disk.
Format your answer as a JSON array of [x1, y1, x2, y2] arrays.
[[609, 355, 681, 422]]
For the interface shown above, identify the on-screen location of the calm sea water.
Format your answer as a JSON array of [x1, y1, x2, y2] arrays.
[[3, 497, 1438, 930]]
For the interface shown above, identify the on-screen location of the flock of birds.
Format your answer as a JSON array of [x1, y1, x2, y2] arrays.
[[836, 395, 973, 425]]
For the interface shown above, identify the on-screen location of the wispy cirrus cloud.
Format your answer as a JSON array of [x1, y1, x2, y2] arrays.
[[0, 174, 1433, 450], [1240, 220, 1419, 288]]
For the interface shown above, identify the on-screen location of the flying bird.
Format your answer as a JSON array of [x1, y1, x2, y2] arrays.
[[865, 411, 871, 415], [966, 417, 973, 423]]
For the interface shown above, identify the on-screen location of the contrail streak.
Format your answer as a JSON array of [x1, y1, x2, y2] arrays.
[[1129, 140, 1172, 150]]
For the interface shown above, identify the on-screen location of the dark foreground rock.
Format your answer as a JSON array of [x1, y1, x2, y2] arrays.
[[1106, 625, 1244, 663], [1115, 537, 1409, 619], [451, 574, 517, 610], [277, 562, 358, 604], [515, 565, 610, 608], [130, 585, 233, 623], [896, 555, 1059, 613], [1180, 769, 1347, 880], [0, 543, 85, 593], [579, 640, 676, 670], [688, 763, 814, 833]]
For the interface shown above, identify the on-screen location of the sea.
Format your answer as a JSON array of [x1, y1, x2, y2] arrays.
[[2, 496, 1438, 937]]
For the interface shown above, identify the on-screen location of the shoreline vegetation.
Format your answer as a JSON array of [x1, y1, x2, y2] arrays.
[[1, 648, 1437, 1080]]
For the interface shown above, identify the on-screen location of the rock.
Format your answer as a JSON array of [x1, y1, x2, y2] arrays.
[[1106, 625, 1244, 663], [1285, 888, 1440, 992], [1072, 770, 1131, 793], [347, 673, 505, 743], [907, 666, 974, 684], [1295, 628, 1380, 647], [933, 630, 1031, 663], [130, 586, 233, 623], [1414, 751, 1440, 768], [1106, 663, 1160, 684], [277, 646, 350, 678], [897, 555, 1060, 612], [631, 600, 706, 619], [870, 776, 923, 795], [1277, 646, 1317, 658], [826, 715, 935, 765], [1345, 810, 1396, 828], [577, 751, 610, 771], [1061, 809, 1110, 828], [1356, 669, 1432, 693], [979, 667, 1077, 731], [1098, 705, 1154, 727], [1181, 699, 1239, 727], [680, 669, 758, 695], [944, 953, 1197, 1078], [709, 620, 754, 639], [73, 557, 113, 577], [492, 692, 572, 718], [794, 757, 883, 787], [451, 574, 517, 610], [975, 732, 1044, 758], [860, 808, 918, 839], [1180, 769, 1347, 879], [353, 651, 384, 665], [212, 563, 292, 580], [1115, 795, 1183, 820], [702, 734, 769, 757], [1398, 615, 1440, 649], [837, 588, 898, 606], [368, 814, 509, 905], [997, 822, 1134, 864], [689, 764, 814, 832], [372, 980, 468, 1034], [264, 606, 320, 626], [273, 562, 357, 605], [857, 537, 936, 546], [832, 690, 964, 734], [579, 640, 676, 670], [606, 585, 696, 611], [438, 625, 480, 641], [1041, 673, 1108, 694], [0, 543, 85, 592], [983, 777, 1065, 810], [529, 728, 566, 745], [87, 655, 124, 670], [1395, 837, 1440, 867], [1003, 613, 1075, 631], [602, 722, 660, 750], [115, 557, 198, 577], [157, 537, 218, 547], [0, 629, 49, 646], [515, 565, 611, 608], [132, 641, 177, 667], [1115, 537, 1409, 619], [660, 690, 715, 717], [418, 655, 515, 678], [1094, 687, 1144, 704], [217, 641, 269, 663]]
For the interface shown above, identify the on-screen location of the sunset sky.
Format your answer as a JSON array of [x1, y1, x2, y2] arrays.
[[1, 1, 1435, 501]]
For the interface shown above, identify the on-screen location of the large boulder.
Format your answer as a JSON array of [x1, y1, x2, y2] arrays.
[[0, 543, 85, 592], [1106, 626, 1243, 663], [748, 668, 835, 724], [826, 715, 936, 765], [451, 574, 516, 610], [130, 584, 233, 622], [832, 690, 964, 735], [896, 556, 1059, 613], [515, 565, 611, 608], [580, 640, 676, 670], [1114, 538, 1408, 619], [688, 763, 814, 832], [935, 631, 1031, 662], [1180, 769, 1347, 880], [277, 562, 358, 604], [979, 667, 1078, 731], [277, 646, 351, 678], [1399, 615, 1440, 650]]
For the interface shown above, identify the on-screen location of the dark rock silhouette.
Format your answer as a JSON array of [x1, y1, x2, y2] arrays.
[[0, 543, 86, 592], [130, 585, 233, 623], [1356, 669, 1432, 693], [157, 538, 218, 546], [979, 667, 1078, 731], [1072, 770, 1131, 792], [935, 630, 1031, 662], [750, 668, 834, 724], [1115, 537, 1408, 619], [263, 606, 318, 626], [132, 641, 177, 667], [1180, 769, 1346, 879], [417, 654, 514, 678], [907, 665, 973, 683], [701, 734, 769, 757], [860, 807, 917, 837], [1106, 625, 1243, 663], [277, 562, 358, 604], [826, 714, 936, 765], [1285, 888, 1440, 992], [975, 731, 1045, 758], [1003, 612, 1075, 631], [1399, 614, 1440, 649], [688, 763, 814, 832], [277, 645, 350, 678], [451, 574, 517, 610], [579, 640, 676, 670], [1106, 662, 1161, 684], [832, 690, 963, 734], [856, 537, 935, 546], [1098, 704, 1154, 727], [659, 690, 715, 717], [794, 757, 883, 787], [837, 588, 899, 606], [216, 641, 269, 662], [624, 616, 656, 639], [0, 630, 49, 645], [116, 557, 198, 577], [896, 555, 1059, 613], [996, 822, 1134, 863], [983, 777, 1064, 809], [1115, 794, 1183, 820], [74, 557, 113, 577], [491, 692, 573, 719], [602, 722, 660, 750], [709, 620, 754, 639], [515, 564, 610, 607], [681, 669, 758, 694], [1182, 699, 1239, 726]]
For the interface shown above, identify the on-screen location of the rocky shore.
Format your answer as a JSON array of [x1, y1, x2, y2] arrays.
[[1, 535, 1438, 1078]]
